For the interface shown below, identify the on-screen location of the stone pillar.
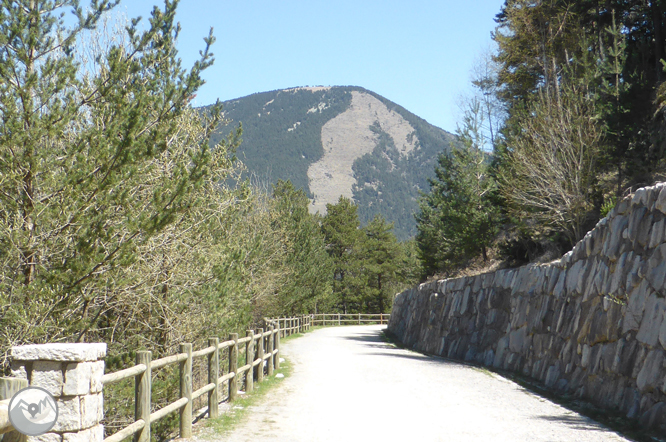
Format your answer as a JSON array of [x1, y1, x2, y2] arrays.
[[10, 343, 106, 442]]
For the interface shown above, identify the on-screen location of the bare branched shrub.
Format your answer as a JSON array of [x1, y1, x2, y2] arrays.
[[499, 78, 604, 244]]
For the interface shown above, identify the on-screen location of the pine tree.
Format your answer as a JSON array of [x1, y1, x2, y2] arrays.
[[0, 0, 222, 359], [321, 196, 363, 313], [415, 99, 498, 276], [360, 215, 401, 313], [270, 180, 333, 315]]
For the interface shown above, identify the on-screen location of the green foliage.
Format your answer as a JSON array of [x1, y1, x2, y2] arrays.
[[265, 180, 334, 315], [416, 100, 499, 276], [321, 197, 419, 313], [493, 0, 666, 199], [600, 195, 618, 219], [358, 215, 402, 313], [321, 196, 364, 313]]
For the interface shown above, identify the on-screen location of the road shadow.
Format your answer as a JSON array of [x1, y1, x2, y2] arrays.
[[340, 328, 465, 366], [535, 413, 616, 432], [336, 327, 663, 442]]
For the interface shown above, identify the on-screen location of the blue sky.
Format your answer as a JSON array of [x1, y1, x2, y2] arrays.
[[117, 0, 506, 133]]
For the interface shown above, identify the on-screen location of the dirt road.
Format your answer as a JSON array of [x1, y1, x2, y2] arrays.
[[197, 325, 630, 442]]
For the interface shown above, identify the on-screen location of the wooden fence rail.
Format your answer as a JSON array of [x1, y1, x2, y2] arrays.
[[309, 313, 390, 326], [102, 323, 281, 442], [0, 313, 388, 440]]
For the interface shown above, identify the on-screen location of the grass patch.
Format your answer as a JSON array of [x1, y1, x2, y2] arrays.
[[203, 330, 310, 436], [472, 366, 495, 378], [205, 358, 293, 435]]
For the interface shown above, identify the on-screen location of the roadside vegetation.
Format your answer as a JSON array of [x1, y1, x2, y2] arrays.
[[0, 2, 417, 439], [416, 1, 666, 279]]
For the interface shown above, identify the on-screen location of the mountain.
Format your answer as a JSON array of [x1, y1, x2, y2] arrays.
[[208, 86, 456, 240]]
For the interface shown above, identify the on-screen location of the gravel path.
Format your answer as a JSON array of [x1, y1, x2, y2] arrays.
[[194, 325, 631, 442]]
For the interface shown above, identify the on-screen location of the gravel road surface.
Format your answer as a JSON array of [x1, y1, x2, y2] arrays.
[[195, 325, 631, 442]]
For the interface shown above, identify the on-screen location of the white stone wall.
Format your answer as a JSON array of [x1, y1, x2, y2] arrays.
[[10, 344, 106, 442]]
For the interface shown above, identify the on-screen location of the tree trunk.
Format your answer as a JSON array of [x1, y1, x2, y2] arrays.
[[377, 274, 383, 313], [652, 0, 664, 81]]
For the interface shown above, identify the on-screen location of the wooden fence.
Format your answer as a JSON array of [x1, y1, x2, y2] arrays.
[[265, 313, 390, 333], [101, 323, 281, 442], [0, 313, 389, 440], [310, 313, 389, 326]]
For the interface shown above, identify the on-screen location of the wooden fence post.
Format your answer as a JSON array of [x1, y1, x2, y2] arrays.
[[275, 323, 281, 370], [245, 330, 254, 393], [228, 333, 238, 401], [180, 343, 193, 438], [208, 338, 219, 418], [134, 351, 152, 442], [256, 328, 264, 383], [338, 313, 341, 326], [267, 326, 274, 376], [380, 313, 383, 324], [358, 313, 361, 325]]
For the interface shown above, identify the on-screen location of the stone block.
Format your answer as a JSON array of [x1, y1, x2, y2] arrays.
[[646, 243, 666, 291], [626, 207, 647, 242], [52, 396, 81, 432], [636, 295, 666, 347], [632, 187, 648, 206], [10, 362, 29, 380], [545, 364, 560, 388], [27, 434, 62, 442], [636, 349, 665, 392], [62, 425, 103, 442], [623, 280, 651, 334], [12, 344, 106, 362], [639, 402, 666, 430], [584, 261, 608, 302], [80, 393, 101, 429], [553, 269, 567, 298], [581, 344, 592, 369], [97, 392, 103, 422], [509, 326, 528, 353], [63, 362, 92, 396], [623, 388, 641, 419], [655, 185, 666, 214], [603, 215, 628, 260], [90, 361, 104, 394], [625, 254, 642, 291], [493, 336, 509, 368], [612, 338, 625, 373], [565, 260, 584, 295], [609, 253, 630, 296], [648, 218, 665, 248], [31, 361, 63, 397]]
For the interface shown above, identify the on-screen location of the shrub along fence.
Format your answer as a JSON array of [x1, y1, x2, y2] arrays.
[[0, 313, 388, 441], [1, 320, 284, 442]]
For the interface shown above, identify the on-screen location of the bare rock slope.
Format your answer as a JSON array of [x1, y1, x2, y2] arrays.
[[210, 86, 454, 239], [308, 91, 418, 214]]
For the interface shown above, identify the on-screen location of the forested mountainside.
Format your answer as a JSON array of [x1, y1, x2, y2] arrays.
[[207, 86, 456, 240]]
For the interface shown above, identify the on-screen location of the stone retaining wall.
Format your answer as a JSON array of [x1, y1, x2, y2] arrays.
[[388, 183, 666, 432]]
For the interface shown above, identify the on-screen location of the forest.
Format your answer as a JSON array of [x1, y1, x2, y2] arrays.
[[416, 0, 666, 278]]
